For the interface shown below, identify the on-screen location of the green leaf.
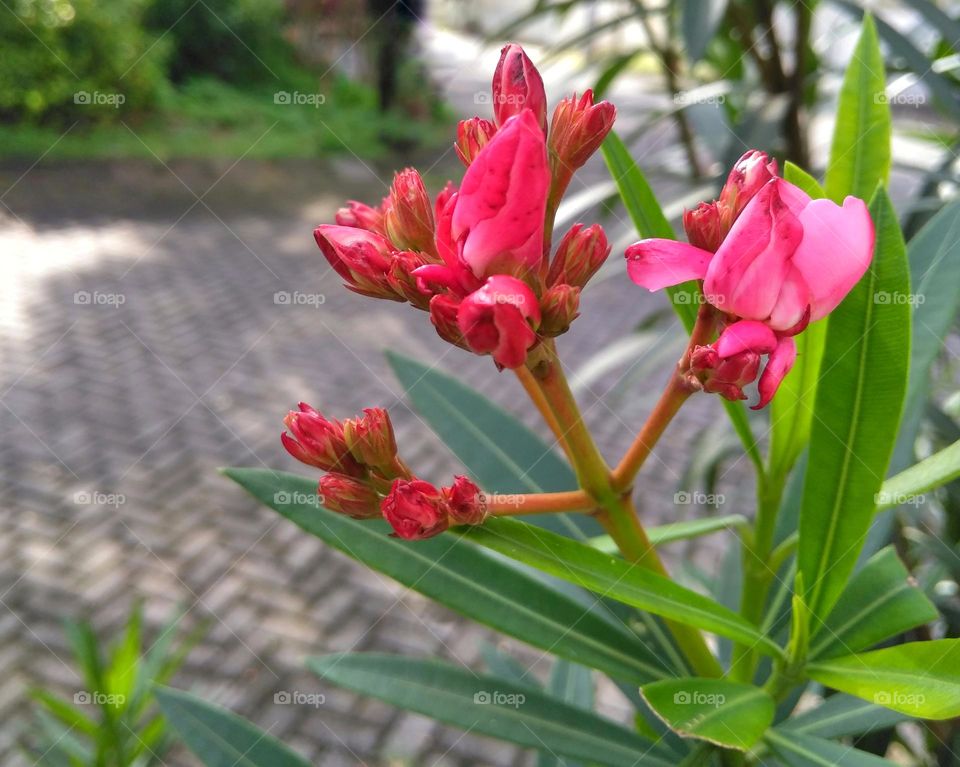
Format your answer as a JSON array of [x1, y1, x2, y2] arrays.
[[154, 686, 311, 767], [810, 547, 938, 659], [824, 14, 891, 202], [640, 678, 774, 751], [537, 661, 595, 767], [682, 0, 727, 62], [309, 653, 675, 767], [225, 468, 667, 684], [783, 162, 826, 199], [602, 131, 762, 471], [881, 438, 960, 508], [589, 515, 748, 553], [781, 694, 912, 739], [765, 729, 897, 766], [29, 689, 98, 736], [463, 518, 784, 658], [807, 639, 960, 719], [797, 187, 911, 623], [385, 351, 598, 540]]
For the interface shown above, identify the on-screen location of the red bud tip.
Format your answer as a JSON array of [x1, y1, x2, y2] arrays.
[[318, 474, 381, 519]]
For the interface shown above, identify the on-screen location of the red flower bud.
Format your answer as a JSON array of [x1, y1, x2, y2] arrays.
[[539, 283, 581, 337], [547, 223, 611, 288], [318, 473, 381, 519], [382, 479, 449, 540], [335, 201, 385, 235], [384, 168, 436, 254], [343, 407, 398, 472], [717, 150, 778, 230], [492, 43, 547, 132], [549, 90, 616, 172], [444, 475, 485, 526], [457, 276, 541, 369], [683, 202, 723, 253], [282, 403, 365, 477], [688, 345, 761, 402], [388, 251, 433, 309], [429, 294, 469, 350], [455, 117, 497, 166], [314, 225, 401, 301]]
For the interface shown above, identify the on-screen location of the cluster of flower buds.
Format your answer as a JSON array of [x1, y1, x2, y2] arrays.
[[282, 403, 485, 539], [627, 150, 874, 409], [314, 43, 616, 371]]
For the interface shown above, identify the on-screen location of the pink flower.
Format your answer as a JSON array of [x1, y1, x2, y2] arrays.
[[282, 403, 365, 477], [451, 109, 550, 281], [314, 225, 399, 301], [492, 43, 548, 132], [443, 475, 486, 525], [626, 172, 874, 408], [457, 275, 541, 369], [382, 479, 449, 540]]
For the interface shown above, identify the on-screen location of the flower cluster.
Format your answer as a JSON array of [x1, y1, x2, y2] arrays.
[[314, 43, 615, 370], [282, 403, 484, 539], [626, 151, 874, 408]]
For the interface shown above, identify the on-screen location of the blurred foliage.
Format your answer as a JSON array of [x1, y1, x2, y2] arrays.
[[0, 0, 170, 121], [23, 602, 203, 767]]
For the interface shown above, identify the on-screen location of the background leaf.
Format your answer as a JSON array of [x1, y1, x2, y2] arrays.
[[766, 729, 897, 765]]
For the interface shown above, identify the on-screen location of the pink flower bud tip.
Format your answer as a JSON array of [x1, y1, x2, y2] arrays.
[[455, 118, 497, 166], [457, 275, 541, 369], [382, 479, 449, 540], [548, 223, 611, 288], [444, 475, 485, 525], [492, 43, 548, 132], [319, 473, 381, 519], [314, 225, 400, 301], [549, 89, 617, 171], [343, 407, 398, 472], [384, 168, 436, 254], [282, 403, 365, 477]]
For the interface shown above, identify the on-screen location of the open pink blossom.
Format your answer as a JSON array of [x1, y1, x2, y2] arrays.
[[626, 175, 874, 407], [457, 275, 541, 369]]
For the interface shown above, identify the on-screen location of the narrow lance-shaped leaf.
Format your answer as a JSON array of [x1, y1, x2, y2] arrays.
[[310, 654, 676, 767], [766, 729, 898, 766], [878, 438, 960, 508], [464, 518, 784, 658], [807, 639, 960, 719], [824, 14, 891, 202], [798, 187, 911, 623], [225, 468, 669, 685], [781, 693, 913, 739]]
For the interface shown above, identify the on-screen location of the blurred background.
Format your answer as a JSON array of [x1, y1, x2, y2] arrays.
[[0, 0, 957, 764]]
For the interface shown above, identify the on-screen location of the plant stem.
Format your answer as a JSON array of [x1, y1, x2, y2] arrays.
[[514, 365, 575, 463], [486, 490, 595, 516], [526, 340, 721, 678]]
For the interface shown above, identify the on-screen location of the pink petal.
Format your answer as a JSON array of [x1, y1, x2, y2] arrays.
[[715, 320, 779, 358], [753, 336, 798, 410], [792, 197, 875, 321], [705, 180, 803, 321], [625, 240, 713, 291], [766, 265, 811, 331], [452, 110, 550, 280]]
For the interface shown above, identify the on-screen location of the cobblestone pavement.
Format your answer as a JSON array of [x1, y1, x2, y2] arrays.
[[0, 32, 757, 767]]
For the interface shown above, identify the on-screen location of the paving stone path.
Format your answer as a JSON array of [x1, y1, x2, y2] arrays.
[[0, 28, 758, 767]]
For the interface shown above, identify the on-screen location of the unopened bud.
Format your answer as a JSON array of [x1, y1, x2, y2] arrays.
[[444, 476, 485, 525], [343, 407, 398, 472], [539, 284, 581, 337], [335, 200, 386, 235], [455, 117, 497, 166], [688, 345, 761, 402], [549, 90, 616, 172], [384, 168, 435, 254], [717, 150, 778, 230], [548, 223, 611, 288], [382, 479, 449, 540], [282, 403, 365, 477], [318, 474, 381, 519], [388, 251, 433, 309], [429, 294, 469, 349], [314, 225, 401, 301], [492, 43, 547, 132]]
